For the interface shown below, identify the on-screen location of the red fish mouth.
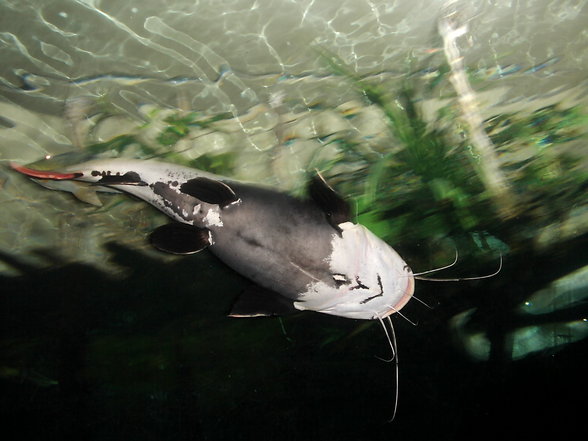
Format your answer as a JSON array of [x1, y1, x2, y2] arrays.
[[383, 275, 415, 318], [10, 163, 82, 180]]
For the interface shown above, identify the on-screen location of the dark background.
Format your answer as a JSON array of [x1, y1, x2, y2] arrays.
[[1, 234, 586, 441]]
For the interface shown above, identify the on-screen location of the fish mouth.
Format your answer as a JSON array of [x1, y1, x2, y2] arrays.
[[10, 163, 82, 180], [382, 275, 415, 318]]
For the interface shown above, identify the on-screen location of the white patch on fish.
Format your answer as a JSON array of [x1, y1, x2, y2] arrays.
[[203, 207, 223, 227], [294, 222, 413, 320]]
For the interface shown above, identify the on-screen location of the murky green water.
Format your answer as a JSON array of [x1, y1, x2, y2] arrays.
[[1, 1, 586, 440]]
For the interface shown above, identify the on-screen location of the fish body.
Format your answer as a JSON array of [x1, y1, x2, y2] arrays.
[[11, 159, 414, 320]]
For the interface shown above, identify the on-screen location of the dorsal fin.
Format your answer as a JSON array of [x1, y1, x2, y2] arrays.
[[308, 172, 351, 232], [180, 177, 240, 208]]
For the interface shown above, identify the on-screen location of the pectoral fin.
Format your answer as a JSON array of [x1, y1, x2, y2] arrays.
[[72, 187, 103, 206], [180, 177, 239, 208], [150, 223, 212, 255], [229, 285, 298, 317]]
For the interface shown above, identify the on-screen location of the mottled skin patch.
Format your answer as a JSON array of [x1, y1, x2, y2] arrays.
[[151, 182, 202, 223], [97, 171, 147, 186]]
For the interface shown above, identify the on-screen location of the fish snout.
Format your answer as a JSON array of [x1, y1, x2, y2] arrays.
[[383, 272, 415, 318]]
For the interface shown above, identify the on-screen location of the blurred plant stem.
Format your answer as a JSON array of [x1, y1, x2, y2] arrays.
[[438, 10, 518, 218]]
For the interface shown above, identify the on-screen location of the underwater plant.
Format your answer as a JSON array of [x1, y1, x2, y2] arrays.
[[316, 49, 587, 263]]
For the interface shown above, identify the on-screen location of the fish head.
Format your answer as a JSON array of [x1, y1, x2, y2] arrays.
[[296, 222, 415, 320]]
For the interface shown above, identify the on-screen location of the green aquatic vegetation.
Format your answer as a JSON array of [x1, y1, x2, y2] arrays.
[[157, 111, 234, 147], [487, 104, 587, 150], [318, 50, 588, 262], [87, 134, 157, 157], [156, 112, 198, 147], [189, 152, 236, 176], [485, 104, 588, 220], [319, 51, 492, 245], [68, 111, 238, 173]]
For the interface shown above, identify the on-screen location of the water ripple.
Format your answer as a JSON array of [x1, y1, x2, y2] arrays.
[[39, 41, 74, 66], [0, 32, 67, 78]]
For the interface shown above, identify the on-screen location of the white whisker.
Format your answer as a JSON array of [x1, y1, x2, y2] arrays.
[[411, 295, 434, 309], [375, 315, 400, 422], [386, 305, 418, 326], [412, 248, 459, 276], [375, 315, 396, 363], [387, 316, 399, 422], [415, 253, 502, 282]]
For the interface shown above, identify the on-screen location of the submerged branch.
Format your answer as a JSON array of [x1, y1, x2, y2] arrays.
[[439, 3, 518, 218]]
